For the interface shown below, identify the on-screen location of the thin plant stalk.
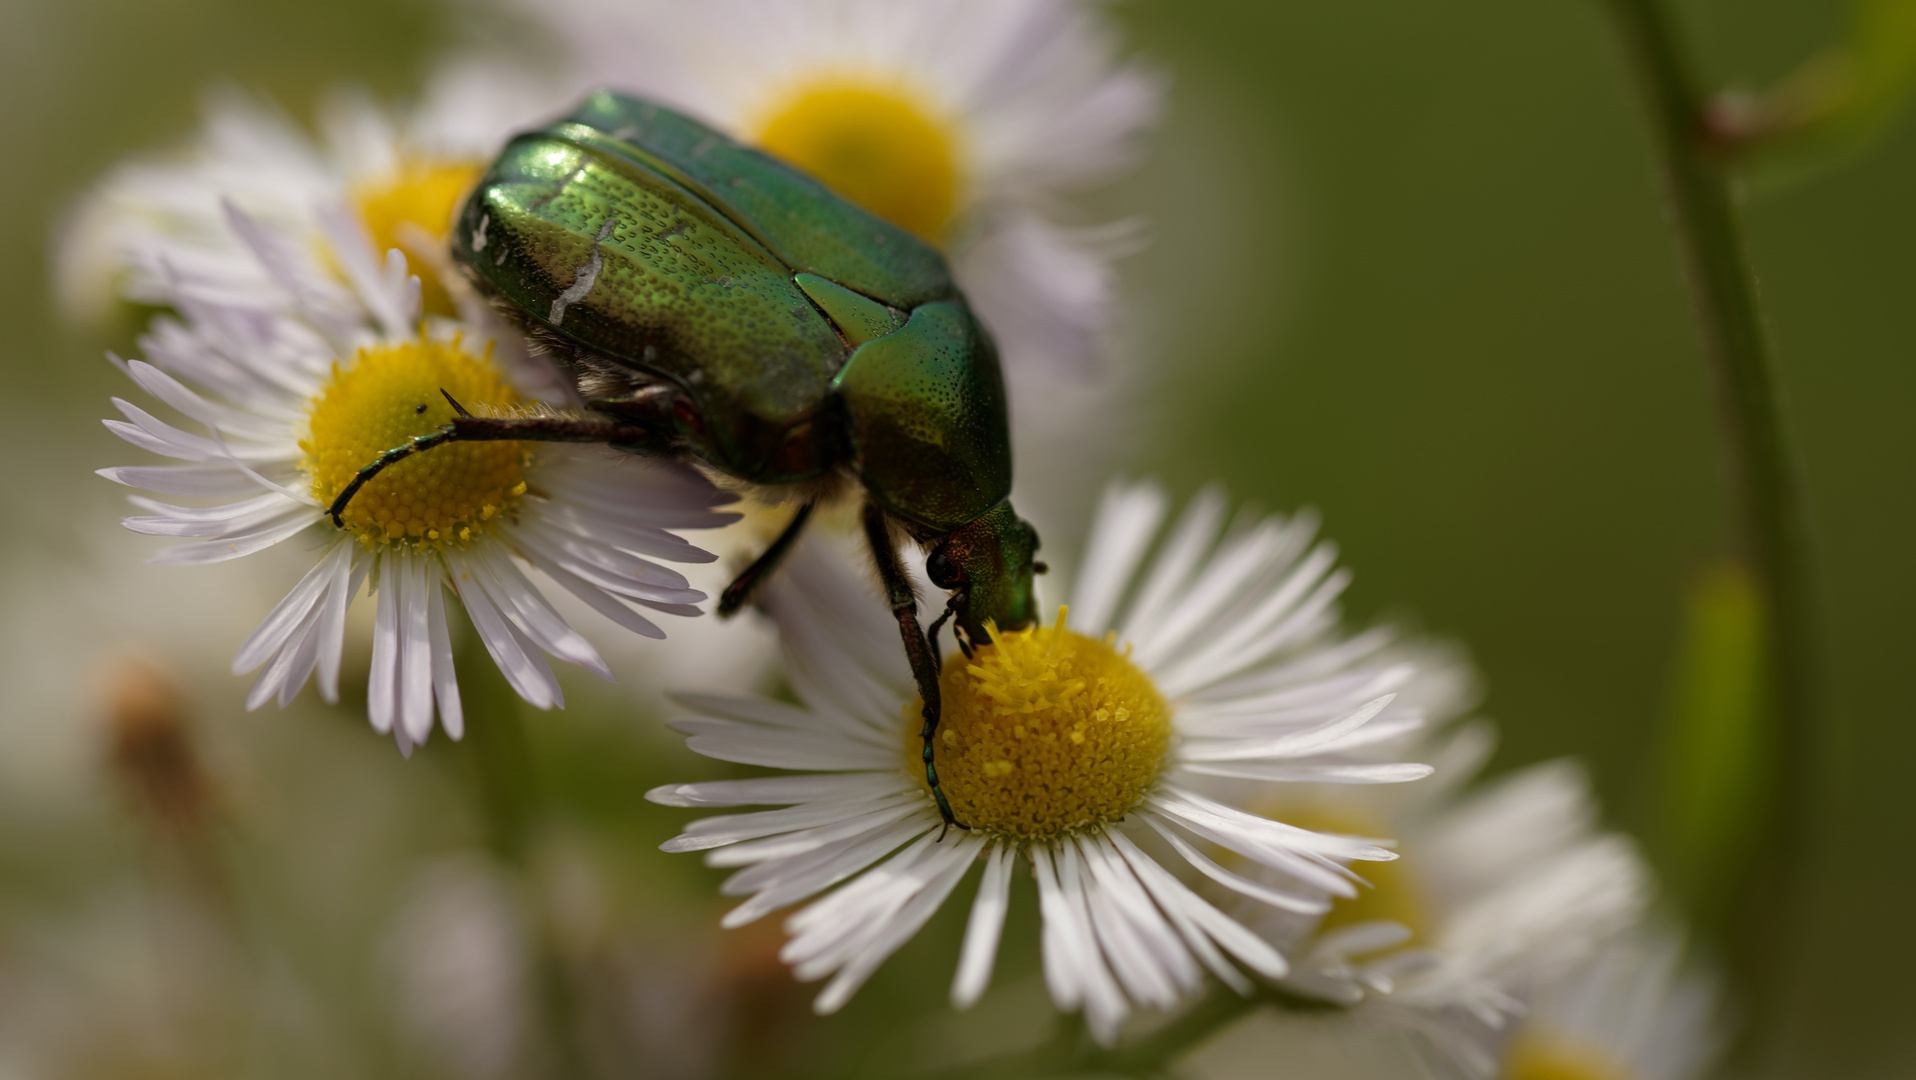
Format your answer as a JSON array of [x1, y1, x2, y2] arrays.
[[1601, 0, 1819, 1068]]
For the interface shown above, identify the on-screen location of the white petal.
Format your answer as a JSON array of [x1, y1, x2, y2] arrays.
[[1115, 487, 1226, 645], [680, 723, 897, 771], [1068, 480, 1166, 636], [951, 842, 1013, 1010], [449, 550, 563, 710], [1140, 814, 1329, 915], [809, 835, 978, 1014], [368, 555, 401, 735], [232, 539, 348, 674], [398, 555, 437, 745], [701, 800, 926, 867], [718, 818, 929, 929], [1178, 694, 1396, 763], [427, 565, 464, 739], [1109, 829, 1289, 983], [646, 772, 907, 808], [314, 542, 363, 703], [1055, 841, 1129, 1044], [1075, 834, 1193, 1008], [97, 462, 261, 497], [667, 791, 923, 851], [1104, 829, 1252, 994], [147, 507, 319, 564], [1177, 761, 1434, 785]]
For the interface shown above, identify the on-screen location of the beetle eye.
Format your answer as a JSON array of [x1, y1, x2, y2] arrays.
[[926, 548, 963, 589], [1033, 561, 1049, 575]]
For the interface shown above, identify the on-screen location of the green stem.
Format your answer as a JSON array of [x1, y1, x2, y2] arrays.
[[1601, 0, 1818, 1068]]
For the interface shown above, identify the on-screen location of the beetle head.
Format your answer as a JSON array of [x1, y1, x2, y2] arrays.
[[926, 502, 1040, 644]]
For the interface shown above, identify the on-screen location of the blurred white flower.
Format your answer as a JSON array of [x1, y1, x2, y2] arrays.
[[54, 61, 570, 328], [1498, 930, 1719, 1080], [648, 481, 1449, 1044], [385, 859, 530, 1079], [97, 202, 736, 751], [1241, 725, 1652, 1076], [495, 0, 1162, 380]]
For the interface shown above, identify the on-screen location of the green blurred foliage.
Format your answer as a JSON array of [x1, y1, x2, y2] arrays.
[[1707, 0, 1916, 190], [1103, 0, 1916, 1074], [2, 0, 1914, 1076]]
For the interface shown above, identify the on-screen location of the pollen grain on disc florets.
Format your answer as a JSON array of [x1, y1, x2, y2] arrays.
[[911, 607, 1171, 840], [302, 336, 528, 550]]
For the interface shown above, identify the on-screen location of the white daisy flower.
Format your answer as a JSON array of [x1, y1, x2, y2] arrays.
[[1498, 930, 1719, 1080], [54, 60, 570, 329], [97, 202, 736, 751], [1241, 725, 1652, 1076], [490, 0, 1162, 378], [647, 481, 1447, 1043]]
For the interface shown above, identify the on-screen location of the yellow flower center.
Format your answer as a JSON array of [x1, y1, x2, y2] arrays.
[[1282, 809, 1428, 943], [752, 76, 963, 243], [303, 336, 527, 550], [1502, 1033, 1638, 1080], [910, 609, 1171, 840], [349, 159, 486, 319]]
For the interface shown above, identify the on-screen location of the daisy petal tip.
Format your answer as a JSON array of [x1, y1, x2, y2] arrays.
[[812, 983, 855, 1017], [950, 981, 989, 1012], [644, 783, 695, 806]]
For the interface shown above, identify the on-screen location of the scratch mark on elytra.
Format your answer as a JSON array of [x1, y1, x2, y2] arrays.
[[550, 217, 617, 326]]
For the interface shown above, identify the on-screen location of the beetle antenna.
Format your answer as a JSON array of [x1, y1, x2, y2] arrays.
[[926, 595, 961, 670]]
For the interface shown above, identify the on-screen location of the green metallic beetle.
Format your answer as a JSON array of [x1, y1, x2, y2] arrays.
[[327, 89, 1042, 831]]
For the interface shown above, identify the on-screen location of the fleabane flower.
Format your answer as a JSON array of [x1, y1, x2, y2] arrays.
[[1498, 930, 1718, 1080], [494, 0, 1161, 377], [55, 61, 568, 328], [647, 482, 1444, 1043], [1239, 725, 1652, 1076], [97, 204, 736, 751]]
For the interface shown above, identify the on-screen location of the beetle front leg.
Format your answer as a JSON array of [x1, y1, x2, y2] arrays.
[[861, 502, 967, 837], [717, 500, 816, 617], [326, 400, 663, 526]]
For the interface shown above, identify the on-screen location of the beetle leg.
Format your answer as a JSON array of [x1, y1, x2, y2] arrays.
[[716, 500, 816, 618], [861, 502, 967, 837], [326, 412, 663, 527]]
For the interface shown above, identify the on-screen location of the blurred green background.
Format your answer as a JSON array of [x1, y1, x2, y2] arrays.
[[0, 0, 1909, 1075]]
